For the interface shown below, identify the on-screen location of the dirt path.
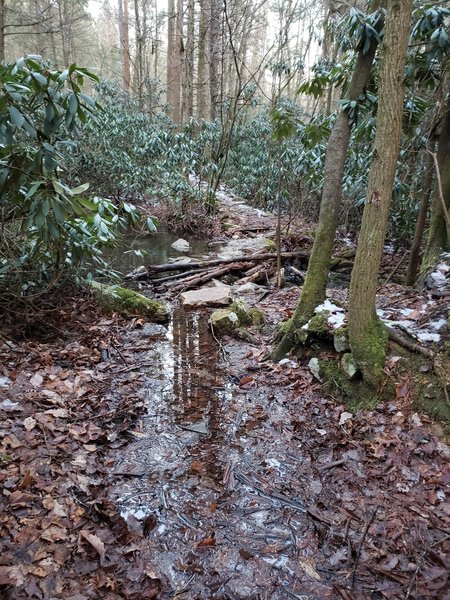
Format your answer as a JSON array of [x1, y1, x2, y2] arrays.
[[1, 197, 450, 599]]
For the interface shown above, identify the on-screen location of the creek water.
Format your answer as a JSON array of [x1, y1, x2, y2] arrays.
[[106, 231, 216, 276], [107, 233, 327, 599]]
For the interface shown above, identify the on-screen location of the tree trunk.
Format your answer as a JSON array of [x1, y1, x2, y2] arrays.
[[182, 0, 194, 121], [197, 0, 209, 119], [272, 3, 385, 361], [209, 0, 221, 120], [123, 0, 131, 90], [348, 0, 412, 388], [118, 0, 131, 90], [134, 0, 144, 107], [167, 0, 177, 118], [405, 147, 435, 285], [174, 0, 183, 122], [0, 0, 5, 62], [422, 88, 450, 267]]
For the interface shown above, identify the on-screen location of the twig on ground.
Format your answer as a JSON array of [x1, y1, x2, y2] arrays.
[[405, 534, 450, 599], [351, 507, 378, 588]]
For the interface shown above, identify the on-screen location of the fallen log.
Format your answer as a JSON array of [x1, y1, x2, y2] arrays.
[[169, 262, 249, 292], [386, 326, 435, 358], [126, 250, 310, 280]]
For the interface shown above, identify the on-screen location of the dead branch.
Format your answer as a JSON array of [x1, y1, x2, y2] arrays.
[[386, 326, 435, 358], [126, 250, 310, 280]]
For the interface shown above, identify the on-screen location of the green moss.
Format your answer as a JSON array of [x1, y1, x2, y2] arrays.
[[306, 312, 329, 335], [91, 281, 169, 322], [210, 308, 240, 334], [351, 317, 388, 388], [229, 299, 252, 325], [264, 238, 277, 250], [248, 307, 265, 328], [277, 318, 292, 337], [317, 358, 378, 410], [222, 222, 234, 231]]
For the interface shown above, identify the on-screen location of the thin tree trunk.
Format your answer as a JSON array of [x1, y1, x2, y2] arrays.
[[0, 0, 5, 62], [123, 0, 131, 90], [209, 0, 221, 120], [272, 3, 385, 361], [406, 147, 435, 285], [167, 0, 177, 117], [182, 0, 194, 121], [197, 0, 209, 119], [174, 0, 183, 123], [348, 0, 412, 388], [134, 0, 144, 107], [422, 88, 450, 267]]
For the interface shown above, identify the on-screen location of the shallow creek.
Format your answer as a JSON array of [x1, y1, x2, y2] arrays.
[[107, 235, 328, 599]]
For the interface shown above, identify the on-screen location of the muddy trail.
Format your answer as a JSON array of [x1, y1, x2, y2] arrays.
[[1, 193, 450, 599], [106, 196, 449, 598]]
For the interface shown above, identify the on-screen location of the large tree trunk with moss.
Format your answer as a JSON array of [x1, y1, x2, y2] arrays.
[[348, 0, 412, 388], [422, 88, 450, 267], [272, 4, 384, 361]]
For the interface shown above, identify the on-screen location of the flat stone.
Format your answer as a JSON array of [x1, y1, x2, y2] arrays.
[[180, 285, 232, 307], [171, 238, 190, 252], [233, 282, 264, 295], [138, 324, 168, 338]]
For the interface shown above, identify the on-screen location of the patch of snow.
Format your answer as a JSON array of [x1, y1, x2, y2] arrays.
[[399, 308, 415, 317], [315, 299, 343, 314], [430, 319, 447, 331], [0, 375, 11, 388], [431, 271, 446, 283], [437, 490, 446, 502], [0, 399, 19, 410], [278, 358, 297, 368], [328, 312, 346, 328], [415, 331, 441, 343]]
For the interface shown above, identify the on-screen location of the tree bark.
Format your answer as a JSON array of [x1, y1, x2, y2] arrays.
[[182, 0, 194, 121], [197, 0, 210, 119], [209, 0, 221, 120], [167, 0, 176, 118], [348, 0, 412, 388], [422, 87, 450, 267], [405, 146, 435, 286], [134, 0, 144, 107], [0, 0, 5, 62], [272, 3, 385, 361]]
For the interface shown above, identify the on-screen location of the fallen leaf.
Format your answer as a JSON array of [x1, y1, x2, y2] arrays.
[[80, 530, 105, 563], [24, 416, 37, 431]]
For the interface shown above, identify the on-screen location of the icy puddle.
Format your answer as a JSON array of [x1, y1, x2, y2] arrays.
[[108, 308, 328, 599]]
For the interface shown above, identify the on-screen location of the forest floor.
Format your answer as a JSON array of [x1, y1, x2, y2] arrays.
[[1, 194, 450, 600]]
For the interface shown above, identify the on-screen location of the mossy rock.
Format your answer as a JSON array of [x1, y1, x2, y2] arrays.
[[91, 281, 169, 322], [248, 308, 265, 328], [307, 312, 330, 335], [334, 327, 350, 352], [209, 308, 240, 334], [310, 356, 378, 410], [264, 238, 277, 250], [229, 299, 252, 325], [210, 300, 262, 339], [341, 353, 360, 380]]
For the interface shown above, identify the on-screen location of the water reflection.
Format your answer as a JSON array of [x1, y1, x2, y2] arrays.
[[106, 230, 213, 275]]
